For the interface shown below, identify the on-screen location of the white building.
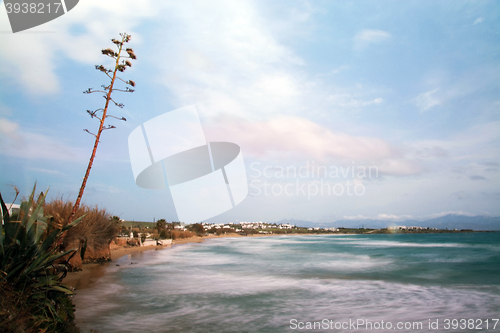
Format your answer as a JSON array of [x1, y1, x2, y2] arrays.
[[7, 203, 20, 216]]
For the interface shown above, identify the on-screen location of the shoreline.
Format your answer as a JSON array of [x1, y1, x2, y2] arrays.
[[63, 230, 481, 290], [63, 233, 241, 290], [63, 232, 315, 290]]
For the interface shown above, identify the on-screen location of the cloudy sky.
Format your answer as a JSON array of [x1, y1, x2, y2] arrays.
[[0, 0, 498, 224]]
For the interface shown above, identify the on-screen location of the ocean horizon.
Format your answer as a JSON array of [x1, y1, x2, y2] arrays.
[[74, 233, 500, 332]]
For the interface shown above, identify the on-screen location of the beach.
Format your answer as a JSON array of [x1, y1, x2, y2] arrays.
[[61, 231, 429, 290], [62, 230, 480, 291]]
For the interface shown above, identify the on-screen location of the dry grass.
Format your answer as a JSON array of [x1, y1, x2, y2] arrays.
[[170, 230, 194, 240], [0, 282, 31, 333], [43, 198, 118, 267]]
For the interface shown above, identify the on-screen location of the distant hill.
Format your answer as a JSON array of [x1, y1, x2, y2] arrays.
[[276, 214, 500, 231]]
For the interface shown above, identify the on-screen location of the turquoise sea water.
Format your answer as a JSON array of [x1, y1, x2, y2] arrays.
[[74, 233, 500, 332]]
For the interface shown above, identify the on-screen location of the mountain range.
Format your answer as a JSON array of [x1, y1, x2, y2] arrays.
[[277, 214, 500, 231]]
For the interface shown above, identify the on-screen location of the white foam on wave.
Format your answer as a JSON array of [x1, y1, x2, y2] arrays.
[[337, 239, 468, 248], [327, 236, 499, 251], [76, 267, 500, 333], [74, 235, 500, 332], [306, 252, 394, 271]]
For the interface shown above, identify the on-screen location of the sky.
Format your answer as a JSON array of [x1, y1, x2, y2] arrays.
[[0, 0, 499, 224]]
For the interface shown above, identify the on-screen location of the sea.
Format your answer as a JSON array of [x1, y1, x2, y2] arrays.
[[74, 233, 500, 333]]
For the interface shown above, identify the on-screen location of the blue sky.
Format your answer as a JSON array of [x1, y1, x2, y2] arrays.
[[0, 0, 499, 223]]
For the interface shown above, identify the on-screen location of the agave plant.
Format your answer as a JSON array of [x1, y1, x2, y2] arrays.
[[0, 185, 83, 332]]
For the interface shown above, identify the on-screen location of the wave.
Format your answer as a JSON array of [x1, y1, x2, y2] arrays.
[[74, 234, 500, 333]]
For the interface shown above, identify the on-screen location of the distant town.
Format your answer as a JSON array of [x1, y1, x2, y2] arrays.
[[121, 220, 479, 237], [200, 221, 476, 234]]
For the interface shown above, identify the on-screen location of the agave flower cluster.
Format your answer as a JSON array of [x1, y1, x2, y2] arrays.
[[71, 33, 137, 222], [83, 33, 136, 134]]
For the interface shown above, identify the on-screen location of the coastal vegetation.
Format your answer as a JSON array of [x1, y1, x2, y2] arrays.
[[1, 32, 137, 332], [114, 221, 479, 239], [0, 186, 82, 332], [43, 198, 119, 268]]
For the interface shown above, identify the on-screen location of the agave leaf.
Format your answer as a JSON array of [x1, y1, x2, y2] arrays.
[[43, 299, 58, 319], [2, 211, 21, 247], [43, 248, 77, 267], [62, 214, 85, 231], [0, 192, 8, 247], [27, 248, 76, 275], [5, 222, 25, 248], [19, 200, 30, 226], [50, 285, 74, 294], [27, 188, 48, 232], [66, 247, 78, 262], [39, 229, 61, 255], [31, 293, 46, 300], [24, 250, 53, 276], [24, 189, 48, 249], [23, 246, 53, 276], [6, 260, 28, 281], [14, 200, 31, 245], [58, 283, 75, 294], [26, 221, 37, 246], [27, 220, 45, 247], [34, 220, 48, 244], [80, 237, 87, 261], [32, 275, 59, 288], [28, 182, 36, 208], [27, 207, 48, 243], [16, 184, 37, 247]]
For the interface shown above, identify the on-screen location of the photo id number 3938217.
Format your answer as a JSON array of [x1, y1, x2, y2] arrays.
[[442, 318, 498, 330], [5, 2, 62, 14]]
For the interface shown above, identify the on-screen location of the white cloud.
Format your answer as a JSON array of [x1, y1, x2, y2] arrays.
[[331, 65, 350, 74], [473, 17, 484, 25], [205, 115, 393, 160], [205, 115, 423, 176], [413, 66, 498, 114], [343, 211, 482, 221], [328, 94, 383, 108], [418, 121, 500, 160], [413, 88, 441, 112], [377, 214, 413, 220], [428, 211, 476, 218], [0, 117, 83, 161], [342, 214, 413, 221], [0, 0, 155, 95], [402, 121, 500, 181], [0, 32, 60, 94], [0, 118, 20, 140], [354, 29, 391, 50], [150, 0, 306, 121], [128, 1, 390, 127], [377, 159, 423, 176], [26, 167, 65, 175], [342, 215, 369, 220]]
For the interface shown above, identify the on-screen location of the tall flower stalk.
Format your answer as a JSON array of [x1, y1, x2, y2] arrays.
[[70, 33, 137, 222]]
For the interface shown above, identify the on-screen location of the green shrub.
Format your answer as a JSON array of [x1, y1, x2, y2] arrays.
[[159, 229, 168, 239], [0, 185, 82, 332]]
